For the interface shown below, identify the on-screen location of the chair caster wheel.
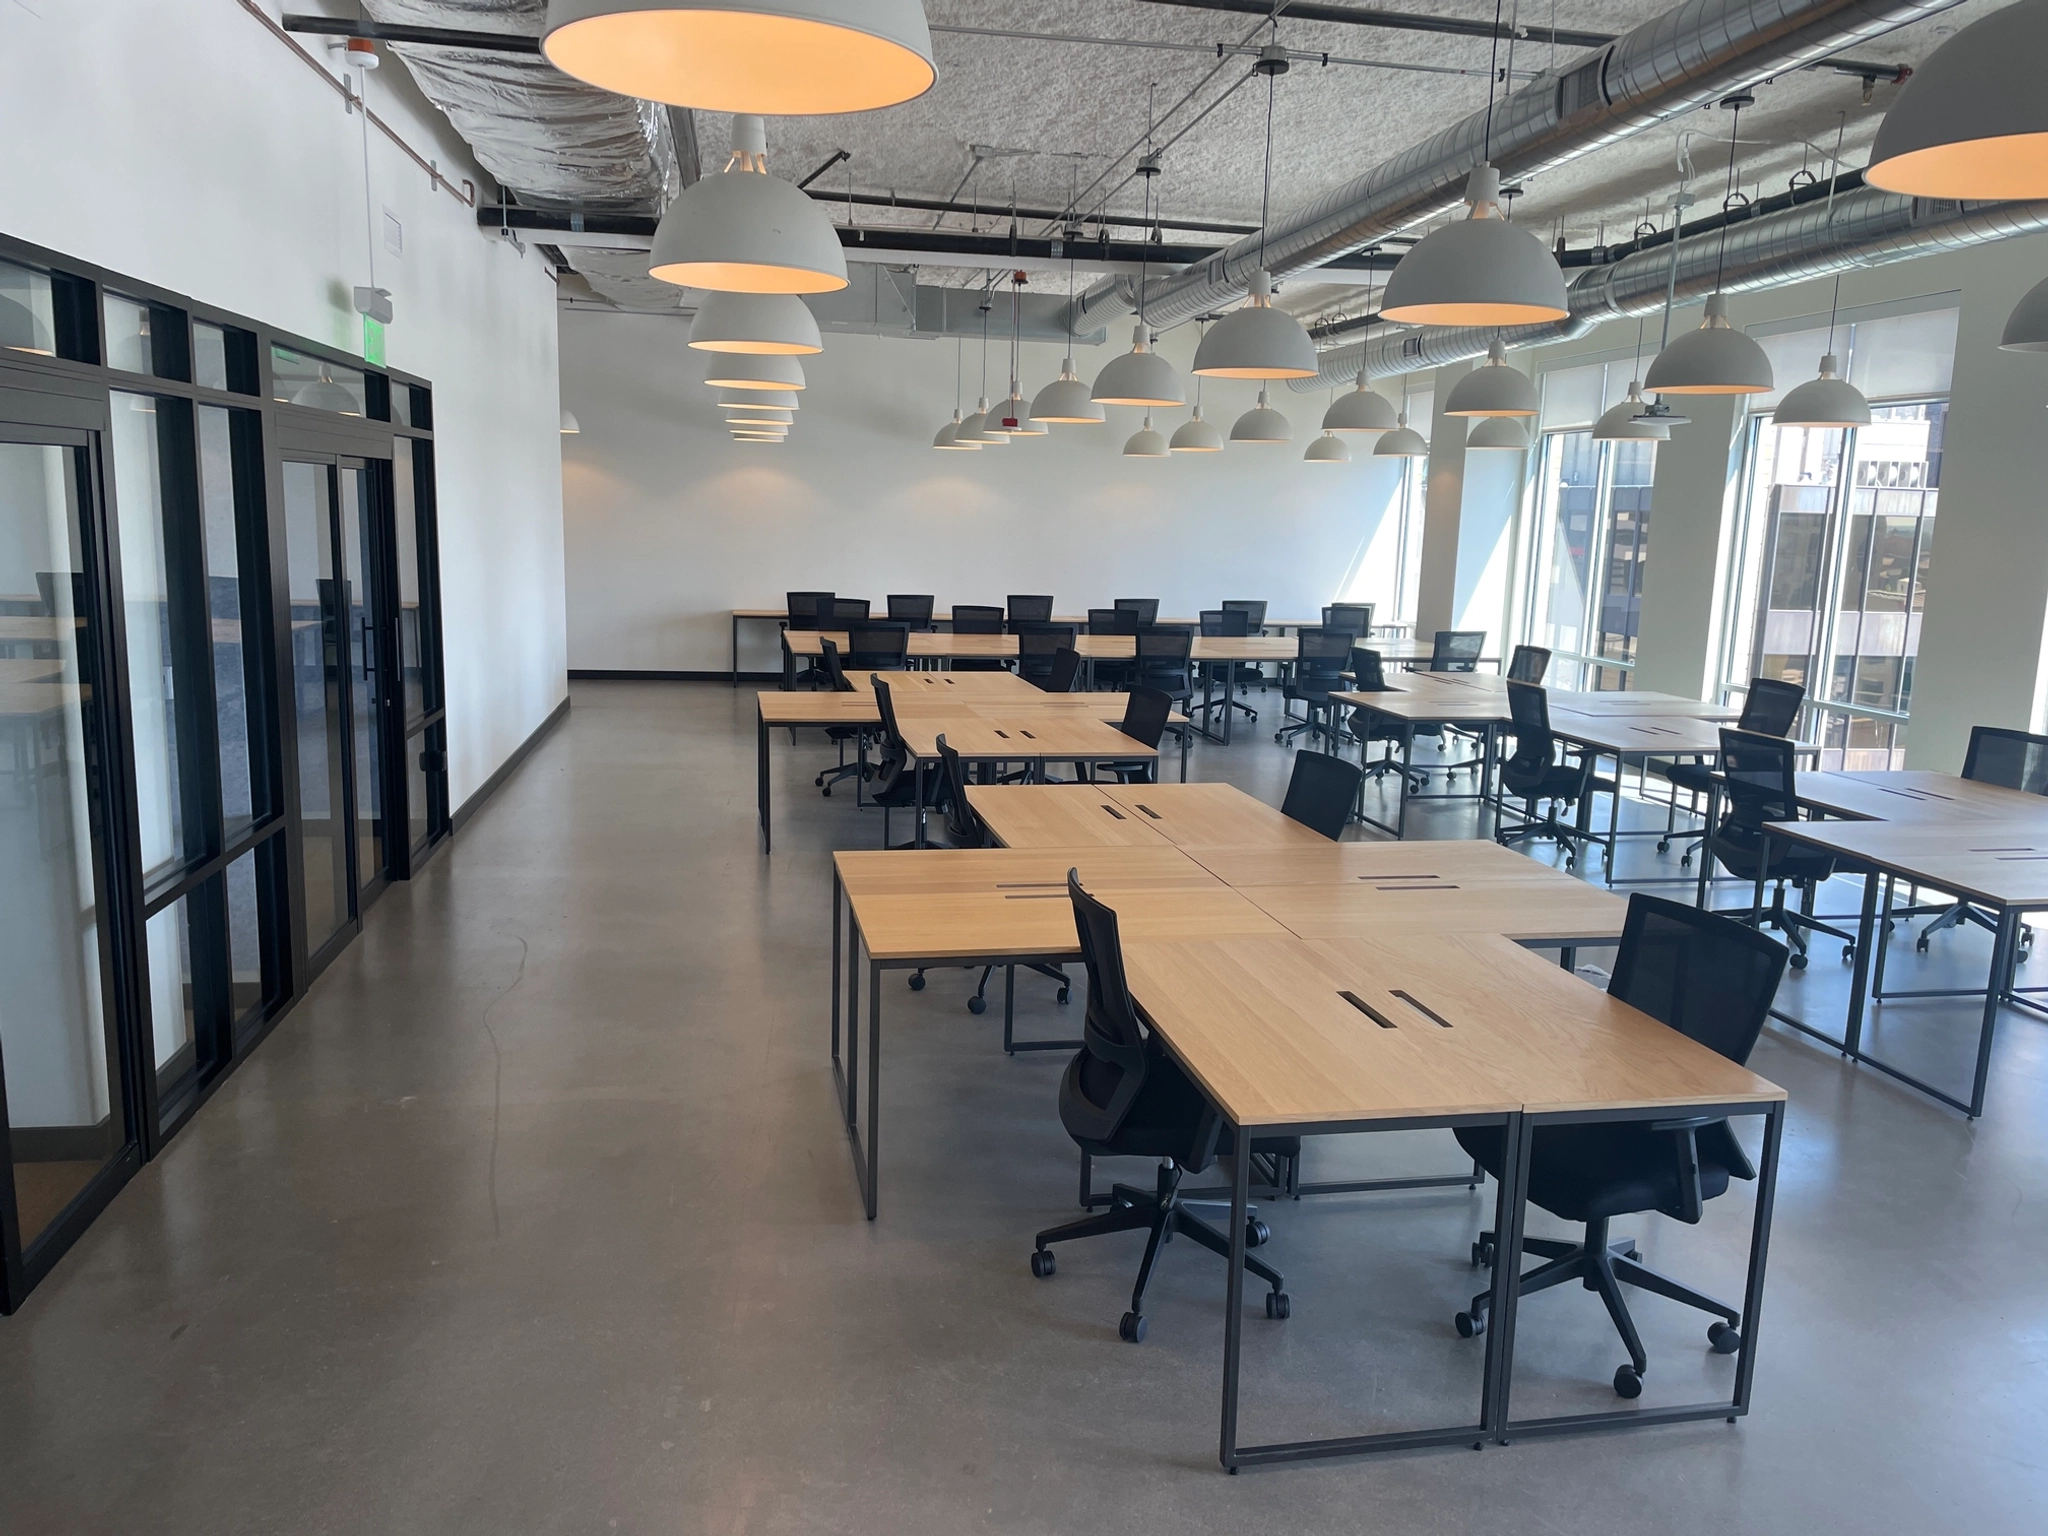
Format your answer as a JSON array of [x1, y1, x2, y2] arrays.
[[1789, 952, 1808, 971], [1056, 986, 1071, 1004], [1613, 1365, 1644, 1399], [1708, 1321, 1742, 1354], [1245, 1219, 1271, 1249], [1119, 1311, 1147, 1343], [1455, 1309, 1487, 1338], [967, 996, 987, 1015], [1916, 937, 1930, 953], [820, 787, 833, 798], [1680, 855, 1693, 869], [1265, 1290, 1291, 1320], [1030, 1249, 1056, 1278], [1842, 945, 1855, 965], [1656, 839, 1671, 853], [1470, 1239, 1495, 1269], [907, 973, 925, 992]]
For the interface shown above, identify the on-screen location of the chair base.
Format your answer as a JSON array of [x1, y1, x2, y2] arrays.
[[1457, 1216, 1742, 1396], [1032, 1158, 1288, 1341]]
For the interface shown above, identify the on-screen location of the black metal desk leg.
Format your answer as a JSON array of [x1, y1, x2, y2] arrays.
[[1732, 1100, 1785, 1416], [1842, 869, 1880, 1056], [866, 960, 882, 1218], [1695, 781, 1719, 909], [830, 871, 842, 1068], [1219, 1127, 1252, 1471], [914, 760, 927, 848], [757, 709, 771, 853], [1968, 911, 2019, 1119], [732, 612, 740, 687], [1484, 1112, 1531, 1442]]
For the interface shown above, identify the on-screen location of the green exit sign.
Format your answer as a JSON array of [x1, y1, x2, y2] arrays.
[[362, 316, 386, 366]]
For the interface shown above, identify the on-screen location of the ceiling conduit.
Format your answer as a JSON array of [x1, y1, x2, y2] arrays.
[[1063, 0, 1966, 336], [1292, 183, 2048, 386]]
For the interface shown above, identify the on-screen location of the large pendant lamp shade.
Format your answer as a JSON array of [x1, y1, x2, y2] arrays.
[[2001, 274, 2048, 351], [650, 116, 847, 294], [1444, 337, 1539, 416], [1374, 412, 1428, 457], [1865, 0, 2048, 200], [1304, 430, 1352, 463], [1381, 166, 1569, 326], [1230, 389, 1292, 444], [541, 0, 936, 116], [1644, 294, 1772, 395], [1124, 415, 1169, 457], [1192, 269, 1317, 379], [1592, 381, 1669, 441], [933, 409, 981, 449], [1466, 416, 1529, 451], [705, 352, 806, 390], [992, 385, 1047, 436], [1775, 354, 1871, 429], [689, 291, 822, 354], [1030, 359, 1105, 423], [1324, 370, 1398, 434], [1169, 407, 1226, 452], [1092, 324, 1184, 407]]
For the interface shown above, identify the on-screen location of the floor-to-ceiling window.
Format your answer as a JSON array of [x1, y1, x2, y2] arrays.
[[1520, 426, 1654, 691]]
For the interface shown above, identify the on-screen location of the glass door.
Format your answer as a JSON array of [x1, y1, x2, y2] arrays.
[[0, 429, 131, 1288], [339, 462, 384, 898], [283, 460, 351, 957]]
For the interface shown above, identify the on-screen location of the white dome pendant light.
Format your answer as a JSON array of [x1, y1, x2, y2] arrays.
[[1866, 0, 2048, 201], [1593, 314, 1670, 442], [1444, 336, 1539, 417], [1192, 52, 1318, 380], [650, 115, 848, 294], [992, 273, 1047, 436], [2002, 275, 2048, 352], [1466, 416, 1529, 451], [541, 0, 936, 117], [689, 291, 823, 354], [704, 353, 806, 391], [1093, 96, 1185, 409], [1304, 413, 1352, 462], [1172, 321, 1228, 451], [1032, 171, 1107, 425], [934, 337, 982, 449], [1230, 388, 1292, 444], [1775, 278, 1871, 429], [559, 408, 581, 434], [719, 389, 797, 411], [1124, 414, 1169, 457], [959, 299, 1008, 444], [1645, 99, 1773, 397], [1375, 385, 1428, 457]]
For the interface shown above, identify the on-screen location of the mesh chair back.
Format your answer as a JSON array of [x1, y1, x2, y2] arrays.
[[1015, 623, 1077, 683], [1118, 686, 1174, 749], [829, 598, 870, 625], [1114, 597, 1160, 626], [1348, 647, 1390, 691], [819, 637, 855, 693], [1324, 602, 1373, 640], [1962, 725, 2048, 795], [1089, 607, 1139, 635], [1281, 750, 1362, 839], [1430, 630, 1486, 671], [1136, 630, 1193, 693], [887, 594, 935, 629], [1046, 646, 1082, 693], [1200, 608, 1250, 637], [1737, 676, 1805, 737], [845, 623, 910, 669], [786, 591, 833, 631], [1295, 626, 1353, 677], [951, 604, 1004, 634], [1609, 893, 1787, 1067], [934, 734, 988, 848], [1716, 729, 1800, 831], [1065, 870, 1150, 1139], [868, 676, 909, 790], [1507, 644, 1552, 683], [1007, 594, 1055, 625], [1221, 599, 1267, 632], [1501, 681, 1558, 787]]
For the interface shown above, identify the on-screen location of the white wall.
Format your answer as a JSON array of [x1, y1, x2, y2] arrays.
[[562, 314, 1405, 672], [0, 0, 567, 805]]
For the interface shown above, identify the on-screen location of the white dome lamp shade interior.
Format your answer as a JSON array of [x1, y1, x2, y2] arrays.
[[541, 0, 936, 117], [688, 291, 823, 354], [1304, 430, 1352, 463], [1192, 269, 1317, 379], [1592, 382, 1669, 441], [1374, 411, 1428, 457], [1465, 415, 1529, 451], [1644, 293, 1773, 396], [1092, 324, 1184, 407], [1123, 415, 1169, 457], [1324, 370, 1398, 434], [2001, 273, 2048, 351], [1865, 0, 2048, 200], [650, 115, 848, 294], [1169, 407, 1226, 452], [1230, 388, 1293, 444], [958, 397, 1008, 445], [1444, 337, 1539, 417], [704, 352, 806, 390], [1380, 165, 1569, 326]]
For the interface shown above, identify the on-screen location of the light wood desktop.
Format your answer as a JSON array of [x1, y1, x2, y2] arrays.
[[1100, 782, 1333, 849], [966, 784, 1175, 848]]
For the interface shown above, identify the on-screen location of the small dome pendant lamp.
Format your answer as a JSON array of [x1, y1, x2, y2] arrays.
[[650, 115, 848, 294]]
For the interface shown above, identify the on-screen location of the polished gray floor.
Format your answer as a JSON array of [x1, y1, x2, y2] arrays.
[[3, 681, 2045, 1534]]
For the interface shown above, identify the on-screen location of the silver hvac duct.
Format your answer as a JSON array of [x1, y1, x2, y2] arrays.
[[1292, 186, 2048, 387], [1065, 0, 1963, 335]]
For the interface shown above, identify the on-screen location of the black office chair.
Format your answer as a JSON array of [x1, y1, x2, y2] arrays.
[[1276, 627, 1353, 748], [1347, 648, 1428, 794], [843, 622, 909, 672], [1280, 750, 1362, 839], [1221, 598, 1267, 634], [1507, 644, 1552, 683], [1197, 608, 1258, 730], [813, 638, 870, 797], [829, 597, 871, 626], [865, 677, 944, 847], [1324, 602, 1373, 639], [785, 590, 834, 688], [887, 593, 936, 630], [1007, 594, 1056, 627], [1083, 686, 1173, 784], [1653, 677, 1805, 863], [1496, 681, 1607, 863], [1087, 607, 1139, 689], [1014, 623, 1078, 688], [1707, 729, 1858, 969], [1430, 630, 1487, 672], [1029, 871, 1289, 1341], [948, 603, 1008, 671], [1043, 645, 1083, 694], [1453, 893, 1788, 1398], [1114, 597, 1160, 627], [1912, 725, 2048, 957], [1134, 629, 1194, 708]]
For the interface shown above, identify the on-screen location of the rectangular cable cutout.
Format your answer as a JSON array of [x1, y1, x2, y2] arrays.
[[1359, 872, 1441, 881], [1019, 729, 1037, 740], [1391, 990, 1454, 1028], [1134, 804, 1162, 819], [1375, 883, 1460, 892], [1003, 893, 1068, 901], [1099, 804, 1127, 820], [995, 881, 1065, 889], [1970, 845, 2039, 853], [1339, 990, 1399, 1028]]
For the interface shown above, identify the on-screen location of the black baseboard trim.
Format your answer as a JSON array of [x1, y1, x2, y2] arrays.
[[451, 694, 571, 833], [569, 668, 778, 683]]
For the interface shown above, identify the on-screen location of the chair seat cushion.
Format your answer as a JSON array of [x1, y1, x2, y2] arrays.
[[1454, 1123, 1733, 1223], [1650, 759, 1716, 793], [1502, 761, 1587, 801], [1062, 1047, 1222, 1171]]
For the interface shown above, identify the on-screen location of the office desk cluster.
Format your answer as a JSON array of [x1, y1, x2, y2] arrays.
[[826, 781, 1784, 1469]]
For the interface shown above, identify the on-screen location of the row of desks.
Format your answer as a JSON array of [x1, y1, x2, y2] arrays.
[[826, 781, 1782, 1466]]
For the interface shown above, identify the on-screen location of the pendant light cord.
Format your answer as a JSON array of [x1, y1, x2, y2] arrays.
[[1713, 99, 1743, 292], [1259, 56, 1276, 270], [1482, 0, 1504, 162]]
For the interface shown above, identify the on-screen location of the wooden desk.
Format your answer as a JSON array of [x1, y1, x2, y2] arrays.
[[1333, 683, 1510, 838], [968, 784, 1175, 848], [1118, 932, 1784, 1466], [1239, 879, 1627, 948], [1788, 769, 2048, 825], [1102, 782, 1334, 849], [1188, 838, 1558, 887]]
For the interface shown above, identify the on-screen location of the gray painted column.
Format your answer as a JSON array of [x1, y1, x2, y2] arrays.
[[1632, 393, 1745, 700], [1414, 362, 1471, 636]]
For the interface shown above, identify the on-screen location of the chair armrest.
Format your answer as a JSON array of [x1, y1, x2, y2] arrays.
[[1663, 1124, 1705, 1224]]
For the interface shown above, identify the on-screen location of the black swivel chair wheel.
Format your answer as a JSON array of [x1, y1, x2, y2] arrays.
[[1119, 1311, 1147, 1343], [1788, 951, 1808, 971], [1454, 1307, 1486, 1338], [1470, 1238, 1496, 1269], [1708, 1320, 1742, 1354], [1842, 944, 1855, 965], [1030, 1248, 1056, 1278], [1613, 1364, 1644, 1398], [907, 972, 925, 991], [967, 995, 987, 1015], [1265, 1290, 1291, 1320], [1057, 983, 1072, 1004]]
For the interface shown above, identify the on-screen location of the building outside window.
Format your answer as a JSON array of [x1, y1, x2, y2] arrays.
[[1519, 427, 1654, 691]]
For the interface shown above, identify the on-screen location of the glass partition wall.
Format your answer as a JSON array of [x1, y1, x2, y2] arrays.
[[0, 235, 448, 1311]]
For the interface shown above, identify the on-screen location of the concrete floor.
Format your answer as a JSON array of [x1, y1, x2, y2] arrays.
[[3, 680, 2046, 1534]]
